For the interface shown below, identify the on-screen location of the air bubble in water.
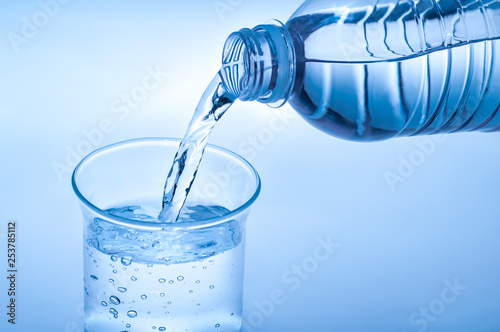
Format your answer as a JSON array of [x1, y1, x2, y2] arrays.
[[109, 296, 121, 305], [196, 280, 200, 284], [101, 301, 107, 307], [209, 285, 214, 289], [159, 327, 166, 331], [126, 323, 131, 328], [121, 257, 132, 266], [141, 294, 147, 300], [118, 287, 127, 293], [215, 323, 220, 328], [109, 308, 118, 318], [131, 276, 137, 281], [159, 278, 166, 283], [111, 255, 118, 262], [160, 292, 165, 297], [168, 280, 174, 284], [177, 276, 184, 281], [113, 269, 117, 274], [127, 310, 137, 318], [90, 275, 98, 281]]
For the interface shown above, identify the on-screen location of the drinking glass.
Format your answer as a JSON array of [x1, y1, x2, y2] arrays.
[[72, 138, 261, 332]]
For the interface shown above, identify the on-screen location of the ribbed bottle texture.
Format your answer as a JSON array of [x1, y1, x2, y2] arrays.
[[285, 0, 500, 140]]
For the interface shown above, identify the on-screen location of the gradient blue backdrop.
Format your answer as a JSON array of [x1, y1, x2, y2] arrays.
[[1, 1, 499, 331]]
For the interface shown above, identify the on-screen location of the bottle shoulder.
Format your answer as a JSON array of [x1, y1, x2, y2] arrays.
[[286, 0, 500, 63]]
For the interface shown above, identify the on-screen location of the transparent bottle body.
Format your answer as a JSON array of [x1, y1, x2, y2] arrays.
[[283, 0, 500, 141]]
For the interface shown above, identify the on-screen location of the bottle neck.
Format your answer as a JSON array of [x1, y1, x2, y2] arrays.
[[220, 21, 296, 108]]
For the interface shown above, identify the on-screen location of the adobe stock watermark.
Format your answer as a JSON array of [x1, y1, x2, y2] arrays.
[[384, 135, 447, 192], [52, 65, 169, 182], [189, 109, 295, 202], [213, 0, 243, 21], [64, 301, 84, 332], [242, 236, 340, 331], [334, 8, 386, 60], [7, 0, 71, 54], [408, 278, 467, 332]]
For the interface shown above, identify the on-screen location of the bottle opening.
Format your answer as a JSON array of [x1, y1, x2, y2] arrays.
[[220, 21, 296, 108]]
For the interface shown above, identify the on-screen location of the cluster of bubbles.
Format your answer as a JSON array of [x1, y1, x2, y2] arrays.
[[89, 253, 223, 331]]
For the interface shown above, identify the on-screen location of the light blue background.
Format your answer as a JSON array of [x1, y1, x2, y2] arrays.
[[1, 1, 499, 331]]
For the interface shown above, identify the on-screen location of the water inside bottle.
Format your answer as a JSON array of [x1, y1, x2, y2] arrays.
[[284, 13, 500, 141]]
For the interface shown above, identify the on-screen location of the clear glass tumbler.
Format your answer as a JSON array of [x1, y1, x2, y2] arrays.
[[72, 138, 260, 332]]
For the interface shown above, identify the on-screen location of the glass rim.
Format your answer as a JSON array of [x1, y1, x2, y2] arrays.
[[72, 137, 261, 231]]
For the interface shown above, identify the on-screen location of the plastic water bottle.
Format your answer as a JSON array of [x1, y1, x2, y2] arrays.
[[220, 0, 500, 141]]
